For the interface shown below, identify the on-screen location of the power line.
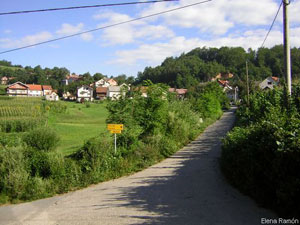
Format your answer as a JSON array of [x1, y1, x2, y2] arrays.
[[0, 0, 212, 55], [0, 0, 178, 16], [261, 1, 283, 48]]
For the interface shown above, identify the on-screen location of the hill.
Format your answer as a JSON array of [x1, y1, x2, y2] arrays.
[[136, 45, 300, 88]]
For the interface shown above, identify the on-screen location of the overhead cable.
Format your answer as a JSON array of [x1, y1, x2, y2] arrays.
[[261, 2, 283, 48], [0, 0, 213, 54], [0, 0, 178, 16]]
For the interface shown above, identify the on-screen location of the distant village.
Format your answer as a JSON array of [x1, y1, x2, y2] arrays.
[[1, 73, 280, 103]]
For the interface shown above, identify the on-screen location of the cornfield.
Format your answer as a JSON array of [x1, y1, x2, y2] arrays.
[[0, 97, 46, 132]]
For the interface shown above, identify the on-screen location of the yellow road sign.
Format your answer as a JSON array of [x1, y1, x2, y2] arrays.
[[110, 130, 122, 134], [107, 124, 124, 130]]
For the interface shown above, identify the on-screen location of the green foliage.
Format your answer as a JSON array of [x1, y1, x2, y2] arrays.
[[136, 45, 300, 88], [0, 83, 224, 205], [221, 86, 300, 217], [0, 147, 29, 200], [23, 127, 60, 152]]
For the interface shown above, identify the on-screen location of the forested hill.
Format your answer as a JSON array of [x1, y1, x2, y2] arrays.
[[136, 45, 300, 88]]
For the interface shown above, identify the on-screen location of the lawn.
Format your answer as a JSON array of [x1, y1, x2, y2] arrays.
[[48, 101, 108, 155]]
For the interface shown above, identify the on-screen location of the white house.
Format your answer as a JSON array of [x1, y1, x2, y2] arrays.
[[62, 74, 80, 85], [77, 85, 93, 102], [94, 78, 118, 88], [42, 85, 52, 96], [107, 86, 121, 100], [27, 84, 43, 97], [94, 79, 110, 87], [259, 77, 280, 90], [45, 92, 59, 101]]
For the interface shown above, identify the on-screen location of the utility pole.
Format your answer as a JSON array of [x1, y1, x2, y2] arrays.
[[246, 60, 250, 106], [283, 0, 292, 95]]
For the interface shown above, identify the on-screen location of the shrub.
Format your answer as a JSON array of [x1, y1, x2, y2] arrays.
[[23, 126, 60, 151], [0, 147, 29, 200], [221, 86, 300, 217]]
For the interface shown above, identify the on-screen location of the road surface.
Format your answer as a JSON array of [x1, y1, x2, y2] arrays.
[[0, 108, 276, 225]]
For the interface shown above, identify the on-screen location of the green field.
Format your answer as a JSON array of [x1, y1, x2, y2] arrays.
[[48, 102, 108, 155], [0, 97, 108, 155]]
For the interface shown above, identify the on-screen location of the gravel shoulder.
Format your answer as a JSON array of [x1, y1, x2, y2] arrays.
[[0, 108, 277, 225]]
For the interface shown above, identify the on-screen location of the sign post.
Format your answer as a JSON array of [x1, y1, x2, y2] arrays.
[[107, 124, 124, 154]]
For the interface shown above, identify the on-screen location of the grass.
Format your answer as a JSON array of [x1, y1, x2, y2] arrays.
[[0, 85, 6, 95], [48, 102, 108, 155]]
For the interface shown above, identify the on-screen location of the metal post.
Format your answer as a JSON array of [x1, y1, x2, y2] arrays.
[[283, 0, 292, 95], [246, 61, 250, 106], [114, 133, 117, 154]]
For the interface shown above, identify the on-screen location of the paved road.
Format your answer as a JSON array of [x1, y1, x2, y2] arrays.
[[0, 109, 276, 225]]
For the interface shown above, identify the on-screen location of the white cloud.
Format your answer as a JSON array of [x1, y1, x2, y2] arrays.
[[111, 25, 300, 66], [56, 23, 93, 41], [80, 33, 93, 41], [56, 23, 84, 36], [94, 11, 174, 45], [0, 31, 53, 49], [290, 0, 300, 24], [139, 0, 279, 34]]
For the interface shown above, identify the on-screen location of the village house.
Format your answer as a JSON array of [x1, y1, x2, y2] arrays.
[[1, 76, 15, 85], [168, 88, 188, 99], [95, 87, 108, 100], [107, 86, 121, 100], [6, 82, 54, 98], [94, 78, 118, 88], [42, 85, 52, 96], [77, 85, 93, 102], [27, 84, 43, 97], [45, 92, 59, 101], [62, 74, 81, 85], [211, 72, 234, 81], [6, 82, 28, 97], [63, 91, 76, 101], [259, 76, 280, 90], [217, 80, 233, 92]]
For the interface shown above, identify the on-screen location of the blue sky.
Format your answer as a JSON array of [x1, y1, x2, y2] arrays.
[[1, 0, 300, 77]]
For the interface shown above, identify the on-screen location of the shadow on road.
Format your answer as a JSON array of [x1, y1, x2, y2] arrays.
[[92, 109, 276, 225]]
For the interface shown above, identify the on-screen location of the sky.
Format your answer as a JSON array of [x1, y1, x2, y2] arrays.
[[1, 0, 300, 77]]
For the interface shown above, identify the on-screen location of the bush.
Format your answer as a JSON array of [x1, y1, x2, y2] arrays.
[[0, 147, 29, 200], [221, 86, 300, 217], [23, 126, 60, 151]]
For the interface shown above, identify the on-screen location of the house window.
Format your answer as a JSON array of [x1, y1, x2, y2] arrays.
[[268, 81, 272, 85]]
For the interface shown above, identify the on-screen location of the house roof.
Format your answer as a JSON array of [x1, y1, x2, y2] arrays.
[[176, 89, 188, 95], [271, 76, 279, 82], [108, 86, 120, 92], [42, 85, 52, 90], [27, 84, 42, 91], [77, 85, 93, 90], [96, 87, 108, 93], [169, 88, 176, 92], [7, 82, 28, 90], [217, 80, 229, 86]]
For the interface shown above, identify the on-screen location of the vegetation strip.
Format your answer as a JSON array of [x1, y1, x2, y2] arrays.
[[221, 85, 300, 218]]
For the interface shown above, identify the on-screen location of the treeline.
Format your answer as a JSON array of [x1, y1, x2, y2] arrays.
[[0, 60, 134, 95], [136, 45, 300, 88], [221, 85, 300, 217]]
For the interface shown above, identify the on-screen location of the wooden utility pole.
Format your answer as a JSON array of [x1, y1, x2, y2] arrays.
[[246, 61, 250, 106], [283, 0, 292, 95]]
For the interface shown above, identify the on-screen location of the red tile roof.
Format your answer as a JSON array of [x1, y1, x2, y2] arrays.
[[272, 76, 279, 82], [7, 82, 28, 90], [42, 85, 52, 90], [27, 84, 42, 91], [96, 87, 108, 93]]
